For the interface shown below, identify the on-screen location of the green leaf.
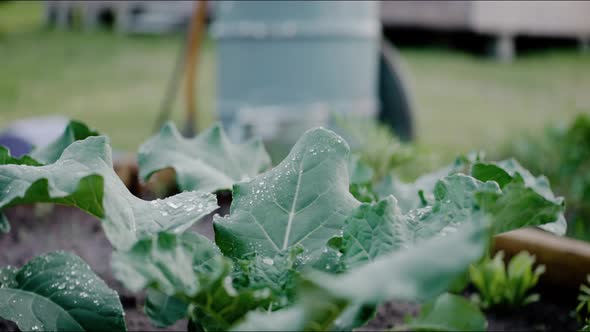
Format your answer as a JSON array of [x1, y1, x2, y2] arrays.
[[307, 221, 490, 305], [0, 136, 218, 249], [473, 159, 566, 235], [233, 221, 491, 331], [138, 122, 272, 193], [113, 232, 272, 331], [112, 232, 222, 296], [190, 260, 272, 331], [144, 289, 188, 328], [234, 246, 303, 309], [0, 252, 126, 332], [0, 146, 41, 166], [30, 120, 100, 165], [469, 251, 544, 309], [405, 293, 487, 331], [339, 196, 409, 269], [339, 175, 497, 269], [214, 128, 360, 262], [375, 153, 481, 212]]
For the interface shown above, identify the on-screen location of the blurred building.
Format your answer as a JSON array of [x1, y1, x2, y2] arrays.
[[44, 0, 590, 60], [381, 1, 590, 60]]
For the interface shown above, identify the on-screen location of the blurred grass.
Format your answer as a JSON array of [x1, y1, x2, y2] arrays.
[[404, 48, 590, 157], [0, 0, 41, 36], [0, 1, 589, 156]]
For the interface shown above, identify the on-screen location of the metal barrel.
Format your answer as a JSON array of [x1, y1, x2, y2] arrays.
[[211, 0, 380, 159]]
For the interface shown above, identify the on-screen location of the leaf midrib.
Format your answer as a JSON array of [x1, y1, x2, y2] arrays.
[[282, 154, 305, 250]]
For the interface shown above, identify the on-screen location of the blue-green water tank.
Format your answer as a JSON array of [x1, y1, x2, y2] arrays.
[[211, 0, 380, 157]]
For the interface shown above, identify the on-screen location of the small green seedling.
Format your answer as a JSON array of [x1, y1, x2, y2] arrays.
[[469, 251, 545, 310], [576, 275, 590, 331]]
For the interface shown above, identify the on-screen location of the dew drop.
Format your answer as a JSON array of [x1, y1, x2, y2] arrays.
[[167, 201, 180, 209]]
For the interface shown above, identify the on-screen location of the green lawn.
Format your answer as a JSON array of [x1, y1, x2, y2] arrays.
[[1, 1, 589, 156]]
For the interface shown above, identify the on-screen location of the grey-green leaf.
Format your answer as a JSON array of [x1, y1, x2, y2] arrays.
[[30, 120, 100, 165], [214, 127, 360, 262], [144, 289, 188, 328], [235, 246, 303, 308], [113, 231, 272, 331], [407, 175, 500, 240], [112, 232, 222, 296], [0, 136, 218, 249], [404, 293, 487, 331], [346, 175, 497, 260], [307, 221, 490, 305], [0, 252, 126, 332], [138, 122, 272, 193], [340, 196, 409, 269], [375, 153, 480, 212], [233, 221, 491, 331]]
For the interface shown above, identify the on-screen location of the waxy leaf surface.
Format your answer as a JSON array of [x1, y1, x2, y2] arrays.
[[0, 252, 125, 332], [232, 220, 490, 331], [139, 122, 271, 193], [214, 128, 360, 262], [0, 137, 218, 249]]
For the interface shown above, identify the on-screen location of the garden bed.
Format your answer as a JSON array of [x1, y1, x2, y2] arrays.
[[0, 118, 585, 332], [0, 198, 582, 331]]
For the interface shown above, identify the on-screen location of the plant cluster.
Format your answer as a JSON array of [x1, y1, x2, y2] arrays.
[[469, 251, 545, 310], [0, 119, 566, 331], [577, 275, 590, 331], [503, 113, 590, 241]]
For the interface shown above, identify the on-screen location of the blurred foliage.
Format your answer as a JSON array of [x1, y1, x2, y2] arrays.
[[335, 114, 415, 182], [469, 251, 545, 310], [501, 114, 590, 241]]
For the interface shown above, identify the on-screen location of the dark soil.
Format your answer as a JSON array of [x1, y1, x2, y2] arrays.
[[0, 197, 582, 331], [362, 292, 580, 332]]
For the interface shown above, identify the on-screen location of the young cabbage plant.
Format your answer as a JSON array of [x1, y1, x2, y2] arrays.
[[118, 127, 565, 331], [0, 123, 219, 250], [138, 122, 272, 193], [469, 251, 545, 310]]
